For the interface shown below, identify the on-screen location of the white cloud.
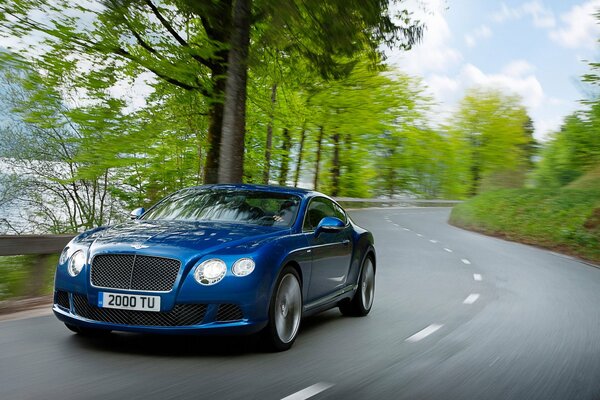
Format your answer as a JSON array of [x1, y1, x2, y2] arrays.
[[464, 25, 492, 48], [492, 1, 556, 28], [549, 0, 600, 49], [502, 60, 536, 77], [389, 0, 462, 74], [459, 63, 545, 109]]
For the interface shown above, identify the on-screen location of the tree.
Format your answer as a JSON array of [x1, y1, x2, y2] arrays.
[[449, 88, 532, 196], [0, 0, 423, 184]]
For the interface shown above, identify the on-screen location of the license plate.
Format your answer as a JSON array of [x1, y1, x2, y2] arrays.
[[98, 292, 161, 312]]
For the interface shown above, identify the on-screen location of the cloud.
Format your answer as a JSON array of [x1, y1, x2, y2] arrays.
[[492, 1, 556, 28], [549, 0, 600, 49], [459, 63, 545, 109], [389, 0, 462, 74], [464, 25, 492, 48]]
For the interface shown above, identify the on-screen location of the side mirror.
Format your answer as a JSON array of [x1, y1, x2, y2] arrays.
[[130, 207, 145, 220], [314, 216, 345, 237]]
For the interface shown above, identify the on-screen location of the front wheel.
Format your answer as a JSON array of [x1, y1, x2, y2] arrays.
[[340, 255, 375, 317], [262, 266, 302, 352]]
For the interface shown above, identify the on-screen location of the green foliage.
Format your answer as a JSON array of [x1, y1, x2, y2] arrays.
[[447, 88, 534, 197], [0, 255, 58, 300], [534, 104, 600, 188], [450, 188, 600, 262]]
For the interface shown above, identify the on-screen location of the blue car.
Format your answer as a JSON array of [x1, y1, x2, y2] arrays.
[[53, 184, 376, 351]]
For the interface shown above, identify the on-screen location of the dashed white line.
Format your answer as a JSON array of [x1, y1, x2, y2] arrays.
[[461, 258, 471, 265], [403, 228, 410, 231], [463, 294, 480, 304], [393, 223, 400, 227], [473, 274, 482, 281], [281, 383, 335, 400], [444, 248, 453, 253], [429, 239, 438, 243], [416, 233, 423, 237], [405, 324, 443, 342]]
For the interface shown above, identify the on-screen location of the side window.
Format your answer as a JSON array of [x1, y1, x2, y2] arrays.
[[332, 202, 347, 224], [303, 198, 336, 231]]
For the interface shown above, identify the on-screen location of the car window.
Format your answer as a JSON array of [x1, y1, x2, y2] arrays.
[[332, 202, 347, 224], [142, 189, 300, 228], [303, 197, 338, 231]]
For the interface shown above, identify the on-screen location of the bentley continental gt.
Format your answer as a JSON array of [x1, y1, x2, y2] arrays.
[[53, 184, 376, 351]]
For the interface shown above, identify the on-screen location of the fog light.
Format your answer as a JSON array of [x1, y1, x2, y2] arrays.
[[68, 250, 86, 277], [232, 258, 255, 277], [194, 259, 227, 285]]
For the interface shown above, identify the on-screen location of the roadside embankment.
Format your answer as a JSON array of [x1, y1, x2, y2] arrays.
[[449, 188, 600, 263]]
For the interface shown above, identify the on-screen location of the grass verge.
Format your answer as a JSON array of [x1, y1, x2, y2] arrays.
[[0, 254, 58, 301], [449, 188, 600, 263]]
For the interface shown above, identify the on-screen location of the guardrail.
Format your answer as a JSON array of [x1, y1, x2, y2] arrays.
[[0, 235, 74, 257], [0, 235, 74, 306]]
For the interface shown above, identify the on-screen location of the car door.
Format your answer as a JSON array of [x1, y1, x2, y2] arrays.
[[303, 197, 353, 303]]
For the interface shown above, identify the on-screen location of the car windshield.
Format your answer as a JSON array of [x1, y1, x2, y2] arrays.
[[141, 189, 301, 228]]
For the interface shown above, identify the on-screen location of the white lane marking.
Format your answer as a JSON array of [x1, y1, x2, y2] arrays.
[[405, 324, 443, 342], [473, 274, 482, 281], [393, 223, 400, 227], [463, 294, 480, 304], [444, 248, 453, 253], [429, 239, 438, 243], [403, 228, 411, 231], [281, 383, 335, 400], [461, 258, 471, 265], [416, 233, 423, 237]]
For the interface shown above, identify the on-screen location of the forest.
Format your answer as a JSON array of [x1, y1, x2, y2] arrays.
[[0, 0, 597, 236]]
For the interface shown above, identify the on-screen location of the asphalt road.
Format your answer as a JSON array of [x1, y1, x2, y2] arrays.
[[2, 207, 600, 400]]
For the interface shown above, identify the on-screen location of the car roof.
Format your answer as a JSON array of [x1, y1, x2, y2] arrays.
[[187, 183, 318, 198]]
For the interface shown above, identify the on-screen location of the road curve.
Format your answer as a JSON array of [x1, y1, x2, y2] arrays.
[[2, 208, 600, 400]]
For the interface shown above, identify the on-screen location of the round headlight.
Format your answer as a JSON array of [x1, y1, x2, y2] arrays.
[[68, 250, 86, 277], [232, 258, 255, 277], [194, 259, 227, 285]]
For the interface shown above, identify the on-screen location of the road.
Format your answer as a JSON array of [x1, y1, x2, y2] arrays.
[[2, 207, 600, 399]]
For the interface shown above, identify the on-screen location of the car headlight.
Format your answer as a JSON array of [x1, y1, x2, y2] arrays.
[[68, 250, 86, 277], [59, 246, 70, 265], [194, 259, 227, 285], [232, 258, 255, 277]]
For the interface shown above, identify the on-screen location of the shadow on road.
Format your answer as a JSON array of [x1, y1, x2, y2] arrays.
[[67, 309, 345, 357]]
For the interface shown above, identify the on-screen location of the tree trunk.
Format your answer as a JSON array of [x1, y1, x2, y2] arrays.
[[263, 83, 277, 184], [218, 0, 251, 183], [278, 128, 291, 186], [313, 125, 324, 191], [293, 122, 307, 187], [203, 67, 226, 184], [331, 132, 340, 197]]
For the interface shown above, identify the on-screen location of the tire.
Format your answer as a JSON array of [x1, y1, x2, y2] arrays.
[[64, 323, 111, 336], [340, 254, 375, 317], [262, 266, 302, 352]]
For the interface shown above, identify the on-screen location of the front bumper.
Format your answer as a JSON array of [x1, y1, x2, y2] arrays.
[[53, 290, 268, 335]]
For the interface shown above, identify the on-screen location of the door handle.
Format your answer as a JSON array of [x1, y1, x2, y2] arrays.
[[342, 239, 350, 247]]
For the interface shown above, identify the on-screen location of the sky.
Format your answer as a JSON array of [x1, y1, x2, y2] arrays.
[[388, 0, 600, 141]]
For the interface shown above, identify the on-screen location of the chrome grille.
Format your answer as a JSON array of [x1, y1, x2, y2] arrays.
[[72, 294, 206, 327], [91, 254, 180, 292], [216, 304, 244, 321], [55, 290, 70, 309]]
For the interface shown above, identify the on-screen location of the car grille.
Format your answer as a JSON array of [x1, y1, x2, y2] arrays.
[[72, 294, 206, 327], [91, 254, 181, 292], [216, 304, 244, 321], [55, 290, 70, 309]]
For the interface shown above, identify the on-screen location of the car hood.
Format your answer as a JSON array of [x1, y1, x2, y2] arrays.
[[80, 220, 288, 254]]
